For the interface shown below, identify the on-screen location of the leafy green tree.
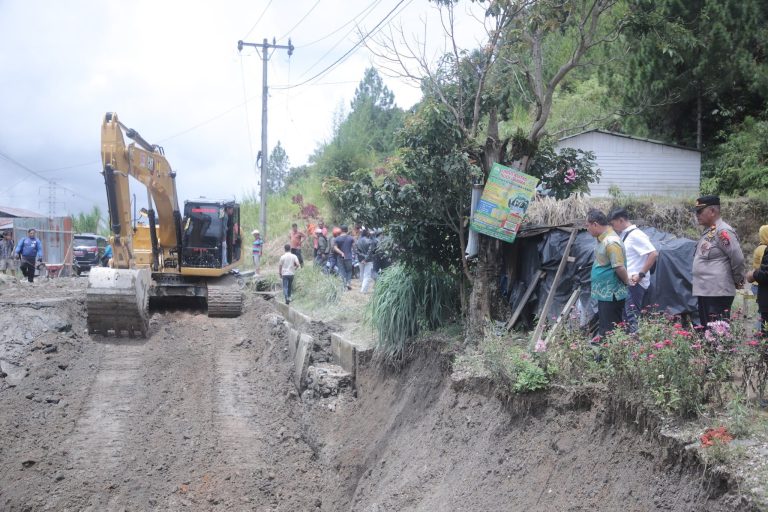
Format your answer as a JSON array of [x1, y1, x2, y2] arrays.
[[72, 205, 103, 234], [618, 0, 768, 149], [266, 141, 289, 194], [701, 116, 768, 194], [314, 68, 404, 180], [399, 0, 626, 332]]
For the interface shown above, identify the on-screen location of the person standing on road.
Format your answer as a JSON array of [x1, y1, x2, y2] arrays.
[[333, 225, 355, 290], [0, 230, 16, 275], [692, 195, 745, 325], [355, 229, 376, 293], [289, 223, 306, 267], [587, 210, 630, 338], [278, 243, 300, 304], [15, 228, 43, 283], [608, 208, 658, 333]]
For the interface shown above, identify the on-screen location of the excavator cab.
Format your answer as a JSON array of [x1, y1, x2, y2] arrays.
[[180, 200, 241, 269]]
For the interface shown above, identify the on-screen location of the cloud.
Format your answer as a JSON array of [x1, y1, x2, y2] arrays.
[[0, 0, 487, 217]]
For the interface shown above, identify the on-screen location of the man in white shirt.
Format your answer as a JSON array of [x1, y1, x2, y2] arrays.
[[609, 208, 658, 333], [278, 243, 300, 304]]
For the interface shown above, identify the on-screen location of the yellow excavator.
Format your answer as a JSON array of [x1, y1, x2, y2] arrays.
[[86, 112, 243, 337]]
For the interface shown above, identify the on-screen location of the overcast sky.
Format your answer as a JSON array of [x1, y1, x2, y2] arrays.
[[0, 0, 487, 218]]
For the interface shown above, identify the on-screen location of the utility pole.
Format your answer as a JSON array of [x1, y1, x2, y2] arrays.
[[237, 37, 294, 240]]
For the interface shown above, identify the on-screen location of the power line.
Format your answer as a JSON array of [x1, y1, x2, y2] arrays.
[[294, 0, 386, 80], [298, 0, 381, 49], [274, 0, 411, 91], [242, 0, 274, 40], [0, 149, 102, 205], [277, 0, 321, 42]]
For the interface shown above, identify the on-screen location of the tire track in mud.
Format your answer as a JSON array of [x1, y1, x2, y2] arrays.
[[65, 342, 145, 481]]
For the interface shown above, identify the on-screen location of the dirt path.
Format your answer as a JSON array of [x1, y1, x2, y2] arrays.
[[0, 278, 757, 511], [0, 280, 325, 511]]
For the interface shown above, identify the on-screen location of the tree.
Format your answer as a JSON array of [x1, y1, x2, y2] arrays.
[[370, 0, 626, 335], [617, 0, 768, 149], [72, 205, 103, 234], [266, 141, 290, 194]]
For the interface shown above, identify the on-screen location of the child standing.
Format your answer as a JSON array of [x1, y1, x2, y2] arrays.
[[252, 230, 263, 275]]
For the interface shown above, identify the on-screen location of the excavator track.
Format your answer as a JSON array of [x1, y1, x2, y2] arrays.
[[207, 281, 244, 318], [86, 268, 151, 337]]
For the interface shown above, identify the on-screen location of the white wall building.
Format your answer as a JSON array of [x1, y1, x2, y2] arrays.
[[555, 129, 701, 197]]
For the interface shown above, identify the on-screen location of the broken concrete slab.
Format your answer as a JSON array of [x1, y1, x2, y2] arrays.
[[330, 333, 374, 379], [293, 333, 313, 391]]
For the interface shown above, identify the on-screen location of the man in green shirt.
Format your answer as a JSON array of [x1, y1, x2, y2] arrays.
[[586, 209, 630, 337]]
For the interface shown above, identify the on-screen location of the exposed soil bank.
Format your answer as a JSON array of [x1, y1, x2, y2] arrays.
[[304, 350, 755, 511], [0, 278, 756, 511]]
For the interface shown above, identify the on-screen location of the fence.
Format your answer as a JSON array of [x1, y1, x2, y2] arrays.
[[10, 217, 74, 277]]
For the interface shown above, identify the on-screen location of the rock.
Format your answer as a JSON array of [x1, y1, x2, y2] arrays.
[[42, 345, 57, 354], [25, 393, 34, 400], [45, 397, 60, 404], [57, 364, 68, 371], [54, 473, 65, 482], [21, 458, 36, 468]]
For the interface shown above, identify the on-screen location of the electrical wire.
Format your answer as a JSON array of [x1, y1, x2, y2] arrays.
[[277, 0, 321, 42], [274, 0, 411, 91], [298, 0, 381, 49], [294, 0, 387, 81], [241, 0, 274, 40], [0, 150, 102, 204]]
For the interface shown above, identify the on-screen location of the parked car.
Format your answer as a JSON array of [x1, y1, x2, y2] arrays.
[[73, 233, 108, 275]]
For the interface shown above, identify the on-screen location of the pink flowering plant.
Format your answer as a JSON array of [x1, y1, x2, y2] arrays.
[[547, 309, 766, 417], [525, 141, 600, 200]]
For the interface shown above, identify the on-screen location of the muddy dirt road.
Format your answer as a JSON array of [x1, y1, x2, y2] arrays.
[[0, 278, 326, 511], [0, 277, 756, 511]]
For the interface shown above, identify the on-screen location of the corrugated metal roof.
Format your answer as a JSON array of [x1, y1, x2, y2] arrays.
[[0, 205, 46, 218], [557, 129, 701, 153]]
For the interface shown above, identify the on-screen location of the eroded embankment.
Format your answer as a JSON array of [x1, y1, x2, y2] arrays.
[[300, 348, 754, 512]]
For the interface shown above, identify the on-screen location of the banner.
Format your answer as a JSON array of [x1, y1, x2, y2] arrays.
[[470, 163, 539, 243]]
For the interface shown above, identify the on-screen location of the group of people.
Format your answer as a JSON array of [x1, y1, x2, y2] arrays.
[[274, 221, 388, 304], [0, 228, 44, 283], [588, 194, 768, 338]]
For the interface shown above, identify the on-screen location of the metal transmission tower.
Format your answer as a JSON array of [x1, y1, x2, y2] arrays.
[[39, 181, 64, 218], [237, 37, 294, 240]]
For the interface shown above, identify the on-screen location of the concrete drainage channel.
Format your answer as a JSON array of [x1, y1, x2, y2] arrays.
[[275, 301, 372, 398]]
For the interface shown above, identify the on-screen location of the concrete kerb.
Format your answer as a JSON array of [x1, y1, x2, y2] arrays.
[[276, 303, 372, 392], [330, 333, 373, 378]]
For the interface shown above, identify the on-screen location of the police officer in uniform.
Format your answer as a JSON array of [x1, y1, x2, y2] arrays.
[[692, 195, 745, 325]]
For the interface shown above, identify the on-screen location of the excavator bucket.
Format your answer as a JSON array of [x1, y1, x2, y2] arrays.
[[86, 267, 151, 337]]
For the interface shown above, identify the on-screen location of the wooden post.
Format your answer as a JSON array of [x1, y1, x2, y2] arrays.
[[544, 287, 581, 346], [505, 270, 546, 331], [529, 228, 578, 350]]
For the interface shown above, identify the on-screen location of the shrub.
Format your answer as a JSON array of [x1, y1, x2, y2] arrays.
[[367, 263, 459, 362], [481, 335, 549, 393], [547, 309, 766, 417]]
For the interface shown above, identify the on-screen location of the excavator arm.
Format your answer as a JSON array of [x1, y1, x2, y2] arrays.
[[100, 112, 183, 270]]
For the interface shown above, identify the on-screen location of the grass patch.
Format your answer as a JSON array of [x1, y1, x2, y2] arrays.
[[367, 263, 459, 362], [292, 265, 345, 310]]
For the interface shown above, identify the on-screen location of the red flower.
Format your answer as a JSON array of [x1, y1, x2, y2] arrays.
[[700, 426, 733, 447], [673, 323, 683, 329], [663, 339, 673, 346], [747, 340, 760, 347]]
